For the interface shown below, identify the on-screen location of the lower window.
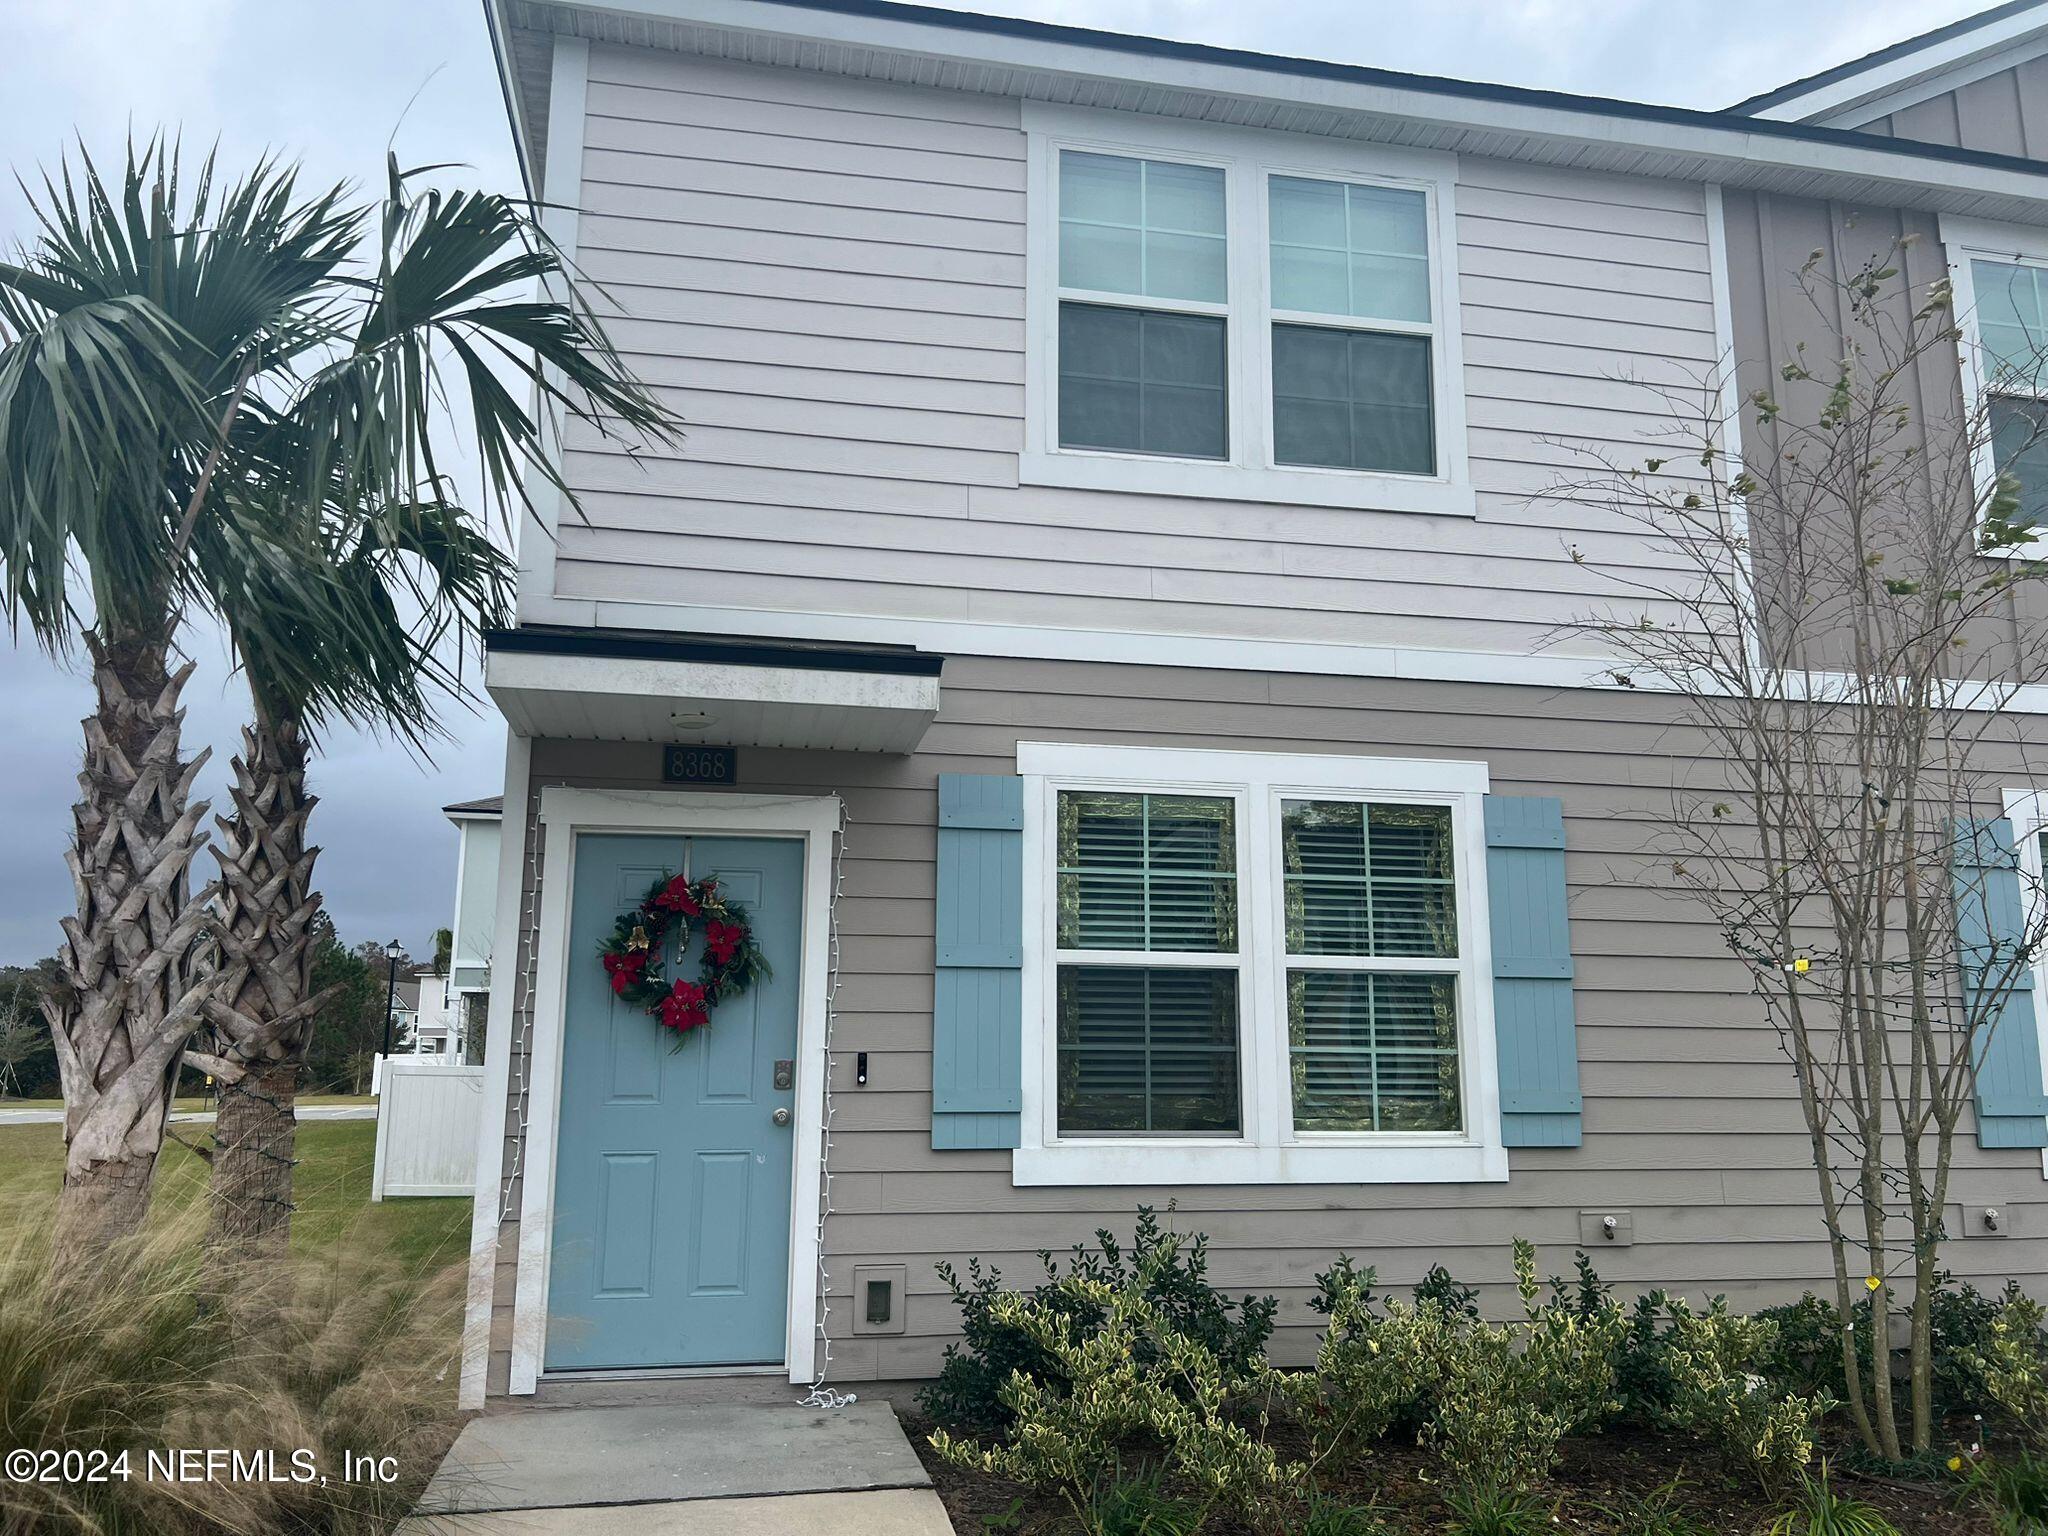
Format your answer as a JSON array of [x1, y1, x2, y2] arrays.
[[1022, 743, 1504, 1185], [1058, 966, 1240, 1133], [1288, 971, 1460, 1132]]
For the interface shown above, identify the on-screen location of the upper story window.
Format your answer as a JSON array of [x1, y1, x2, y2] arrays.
[[1018, 742, 1506, 1187], [1970, 256, 2048, 526], [1269, 177, 1435, 475], [1025, 105, 1472, 516], [1057, 153, 1230, 460], [1943, 218, 2048, 551]]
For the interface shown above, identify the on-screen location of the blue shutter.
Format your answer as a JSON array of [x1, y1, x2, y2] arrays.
[[1952, 818, 2048, 1150], [932, 774, 1024, 1150], [1484, 796, 1582, 1148]]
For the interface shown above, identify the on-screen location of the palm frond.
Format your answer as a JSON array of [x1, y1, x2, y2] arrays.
[[3, 138, 673, 746], [0, 139, 361, 645], [284, 153, 680, 541]]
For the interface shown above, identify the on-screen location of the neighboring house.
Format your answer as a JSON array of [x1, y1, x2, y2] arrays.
[[444, 795, 504, 1051], [396, 966, 460, 1058], [386, 974, 421, 1053], [463, 0, 2048, 1407]]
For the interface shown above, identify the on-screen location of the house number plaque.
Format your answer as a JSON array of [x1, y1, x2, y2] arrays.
[[661, 744, 739, 785]]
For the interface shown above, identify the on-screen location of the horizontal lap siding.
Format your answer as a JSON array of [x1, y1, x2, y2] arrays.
[[553, 47, 1720, 656], [481, 657, 2048, 1392]]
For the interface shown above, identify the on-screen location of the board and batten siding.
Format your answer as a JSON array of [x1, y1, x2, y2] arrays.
[[544, 45, 1721, 661], [477, 657, 2048, 1394], [1846, 55, 2048, 159]]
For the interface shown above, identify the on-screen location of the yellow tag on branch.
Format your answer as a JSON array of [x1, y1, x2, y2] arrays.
[[1865, 1276, 1882, 1292]]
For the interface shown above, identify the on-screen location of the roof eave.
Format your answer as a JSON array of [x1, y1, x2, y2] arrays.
[[507, 0, 2048, 221], [481, 0, 538, 200], [1734, 1, 2048, 124]]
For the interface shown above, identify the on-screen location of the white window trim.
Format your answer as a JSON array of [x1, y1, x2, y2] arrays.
[[1015, 741, 1506, 1186], [1998, 786, 2048, 1182], [1021, 102, 1474, 517], [1941, 214, 2048, 562]]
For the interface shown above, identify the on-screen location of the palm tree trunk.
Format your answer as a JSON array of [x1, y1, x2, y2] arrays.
[[46, 627, 214, 1275], [199, 710, 328, 1257]]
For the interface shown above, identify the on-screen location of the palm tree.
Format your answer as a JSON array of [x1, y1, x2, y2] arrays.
[[0, 147, 358, 1267], [189, 162, 676, 1253], [193, 496, 511, 1251], [0, 145, 677, 1266]]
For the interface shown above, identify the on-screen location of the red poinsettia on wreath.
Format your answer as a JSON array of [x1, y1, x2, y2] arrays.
[[594, 872, 771, 1040]]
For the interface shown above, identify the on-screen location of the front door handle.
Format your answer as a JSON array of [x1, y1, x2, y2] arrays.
[[772, 1107, 791, 1126]]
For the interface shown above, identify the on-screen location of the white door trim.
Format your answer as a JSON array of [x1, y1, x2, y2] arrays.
[[460, 732, 531, 1410], [508, 786, 841, 1395]]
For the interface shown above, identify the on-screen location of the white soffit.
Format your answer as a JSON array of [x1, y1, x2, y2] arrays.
[[500, 0, 2048, 226], [486, 648, 941, 752]]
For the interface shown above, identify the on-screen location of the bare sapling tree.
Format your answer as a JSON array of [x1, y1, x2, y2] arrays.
[[1561, 238, 2048, 1458], [0, 987, 46, 1099]]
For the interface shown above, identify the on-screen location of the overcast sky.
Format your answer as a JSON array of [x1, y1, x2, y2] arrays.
[[0, 0, 1985, 965]]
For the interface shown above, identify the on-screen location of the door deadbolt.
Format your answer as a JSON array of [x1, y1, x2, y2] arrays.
[[773, 1059, 794, 1090], [772, 1107, 792, 1126]]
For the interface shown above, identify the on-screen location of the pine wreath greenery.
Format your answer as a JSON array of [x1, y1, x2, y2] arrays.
[[596, 872, 771, 1035]]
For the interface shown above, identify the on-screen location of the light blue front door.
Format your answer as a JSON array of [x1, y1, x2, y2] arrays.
[[546, 833, 804, 1370]]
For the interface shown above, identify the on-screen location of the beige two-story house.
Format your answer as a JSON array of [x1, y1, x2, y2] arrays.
[[461, 0, 2048, 1407]]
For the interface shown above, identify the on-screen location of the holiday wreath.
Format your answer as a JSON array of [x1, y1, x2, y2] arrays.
[[597, 873, 771, 1036]]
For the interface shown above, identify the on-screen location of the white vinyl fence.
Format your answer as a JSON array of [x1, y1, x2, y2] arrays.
[[371, 1059, 484, 1200]]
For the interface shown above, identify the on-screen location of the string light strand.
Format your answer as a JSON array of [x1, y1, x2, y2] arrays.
[[801, 800, 856, 1410]]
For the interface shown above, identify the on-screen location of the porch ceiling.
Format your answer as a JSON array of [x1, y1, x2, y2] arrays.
[[485, 628, 942, 753]]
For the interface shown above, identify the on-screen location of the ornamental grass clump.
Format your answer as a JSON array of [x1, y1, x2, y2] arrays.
[[927, 1232, 1299, 1536], [1764, 1463, 1902, 1536], [0, 1204, 465, 1536]]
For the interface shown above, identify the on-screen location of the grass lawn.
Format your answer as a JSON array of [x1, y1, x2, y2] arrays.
[[0, 1117, 470, 1269]]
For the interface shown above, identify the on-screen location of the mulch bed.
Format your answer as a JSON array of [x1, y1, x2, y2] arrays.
[[900, 1411, 1994, 1534]]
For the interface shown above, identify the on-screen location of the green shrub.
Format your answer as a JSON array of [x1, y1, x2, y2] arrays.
[[920, 1205, 1277, 1437], [1658, 1296, 1832, 1492], [1753, 1291, 1849, 1400], [1616, 1288, 1681, 1423], [1278, 1240, 1622, 1492], [1764, 1463, 1901, 1536], [928, 1234, 1300, 1534], [1442, 1480, 1555, 1536], [1413, 1262, 1480, 1319], [1757, 1274, 2015, 1420], [1967, 1290, 2048, 1445], [1421, 1240, 1625, 1491], [1269, 1257, 1441, 1463], [1306, 1252, 1380, 1315]]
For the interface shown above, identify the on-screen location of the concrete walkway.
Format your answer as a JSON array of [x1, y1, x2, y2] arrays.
[[404, 1400, 952, 1535], [0, 1104, 377, 1126]]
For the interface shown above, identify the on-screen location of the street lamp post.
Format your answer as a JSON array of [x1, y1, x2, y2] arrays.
[[380, 940, 403, 1058]]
